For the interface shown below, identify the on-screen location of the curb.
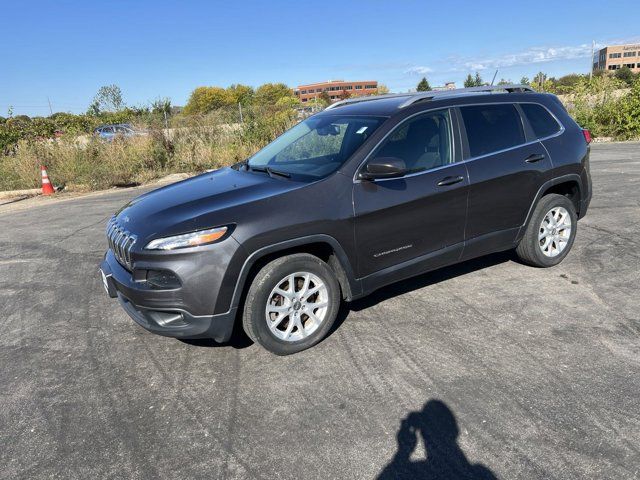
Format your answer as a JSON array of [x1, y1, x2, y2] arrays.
[[0, 188, 40, 200]]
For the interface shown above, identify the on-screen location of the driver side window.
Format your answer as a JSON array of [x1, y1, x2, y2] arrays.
[[274, 123, 346, 163], [374, 109, 452, 174]]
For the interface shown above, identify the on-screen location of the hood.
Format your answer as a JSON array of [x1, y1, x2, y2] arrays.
[[115, 167, 301, 241]]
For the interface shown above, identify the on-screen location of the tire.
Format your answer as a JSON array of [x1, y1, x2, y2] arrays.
[[516, 193, 577, 267], [242, 253, 341, 355]]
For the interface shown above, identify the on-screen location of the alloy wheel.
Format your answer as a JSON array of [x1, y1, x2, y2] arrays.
[[265, 272, 329, 342], [539, 206, 572, 257]]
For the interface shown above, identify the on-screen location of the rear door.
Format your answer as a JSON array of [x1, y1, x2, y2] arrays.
[[353, 108, 468, 279], [458, 103, 551, 250]]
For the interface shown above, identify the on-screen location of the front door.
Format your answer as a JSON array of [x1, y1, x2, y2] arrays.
[[353, 109, 468, 280]]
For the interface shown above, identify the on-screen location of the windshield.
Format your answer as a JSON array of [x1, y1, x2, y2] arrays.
[[247, 115, 385, 178]]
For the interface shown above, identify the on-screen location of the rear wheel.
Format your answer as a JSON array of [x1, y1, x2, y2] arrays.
[[242, 253, 341, 355], [516, 193, 577, 267]]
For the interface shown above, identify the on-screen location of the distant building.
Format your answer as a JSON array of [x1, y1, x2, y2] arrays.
[[433, 82, 456, 91], [593, 43, 640, 73], [294, 80, 378, 103]]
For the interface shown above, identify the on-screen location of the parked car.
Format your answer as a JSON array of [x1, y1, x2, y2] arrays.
[[100, 85, 592, 355], [94, 123, 145, 141]]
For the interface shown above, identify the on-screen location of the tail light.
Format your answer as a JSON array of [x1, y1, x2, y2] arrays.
[[582, 129, 592, 144]]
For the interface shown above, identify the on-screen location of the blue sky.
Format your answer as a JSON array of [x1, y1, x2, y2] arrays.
[[2, 0, 639, 116]]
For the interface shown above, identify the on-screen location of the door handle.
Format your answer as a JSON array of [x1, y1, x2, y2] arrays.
[[437, 175, 464, 187], [525, 153, 546, 163]]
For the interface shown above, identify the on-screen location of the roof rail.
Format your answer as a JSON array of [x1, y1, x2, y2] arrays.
[[324, 92, 413, 110], [324, 84, 535, 111]]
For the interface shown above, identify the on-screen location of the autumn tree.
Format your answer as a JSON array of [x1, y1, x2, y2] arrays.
[[183, 86, 232, 114], [254, 83, 296, 106]]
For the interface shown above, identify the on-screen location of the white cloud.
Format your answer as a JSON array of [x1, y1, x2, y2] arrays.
[[461, 44, 594, 71], [404, 66, 433, 75]]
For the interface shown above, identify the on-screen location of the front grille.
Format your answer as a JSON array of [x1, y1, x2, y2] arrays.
[[106, 217, 137, 271]]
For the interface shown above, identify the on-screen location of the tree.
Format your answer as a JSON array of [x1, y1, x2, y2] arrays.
[[520, 76, 530, 85], [497, 78, 511, 85], [553, 74, 583, 93], [614, 66, 636, 87], [226, 84, 254, 106], [254, 83, 295, 106], [376, 84, 390, 95], [90, 84, 125, 114], [474, 72, 484, 86], [533, 72, 547, 91], [183, 86, 232, 114], [318, 91, 332, 106], [151, 97, 172, 116], [86, 100, 101, 116], [339, 89, 351, 100], [464, 74, 475, 88], [416, 77, 431, 91]]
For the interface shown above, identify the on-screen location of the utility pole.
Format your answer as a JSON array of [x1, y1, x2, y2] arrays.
[[47, 97, 53, 116], [238, 102, 243, 123], [589, 40, 595, 81], [490, 69, 498, 86]]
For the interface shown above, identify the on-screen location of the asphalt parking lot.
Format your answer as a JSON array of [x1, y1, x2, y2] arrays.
[[1, 142, 639, 479]]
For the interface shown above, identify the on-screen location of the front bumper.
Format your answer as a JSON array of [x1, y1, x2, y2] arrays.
[[99, 250, 237, 342]]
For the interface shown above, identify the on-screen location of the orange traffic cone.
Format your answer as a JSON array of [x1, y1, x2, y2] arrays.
[[41, 166, 55, 195]]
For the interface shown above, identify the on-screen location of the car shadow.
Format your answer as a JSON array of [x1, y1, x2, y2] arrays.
[[328, 250, 514, 337], [184, 250, 514, 350], [378, 399, 498, 480], [179, 320, 254, 350]]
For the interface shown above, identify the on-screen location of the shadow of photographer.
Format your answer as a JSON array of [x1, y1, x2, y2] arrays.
[[378, 399, 498, 480]]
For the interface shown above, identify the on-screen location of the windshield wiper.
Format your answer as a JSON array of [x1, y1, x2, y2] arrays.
[[247, 164, 291, 179], [265, 167, 291, 178]]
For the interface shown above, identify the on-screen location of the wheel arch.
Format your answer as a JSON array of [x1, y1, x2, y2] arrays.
[[228, 235, 360, 315], [516, 174, 583, 243]]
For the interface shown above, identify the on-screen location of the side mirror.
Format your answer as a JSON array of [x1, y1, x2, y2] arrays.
[[359, 157, 407, 180]]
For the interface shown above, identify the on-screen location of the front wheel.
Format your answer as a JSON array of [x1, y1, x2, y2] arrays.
[[516, 193, 577, 267], [242, 253, 341, 355]]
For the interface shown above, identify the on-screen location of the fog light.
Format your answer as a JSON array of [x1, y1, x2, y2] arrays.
[[148, 310, 186, 327], [146, 269, 181, 289]]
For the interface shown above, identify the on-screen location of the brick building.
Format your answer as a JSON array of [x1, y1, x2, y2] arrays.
[[593, 43, 640, 73], [294, 80, 378, 103]]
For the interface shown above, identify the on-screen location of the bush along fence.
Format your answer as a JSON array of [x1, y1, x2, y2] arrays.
[[1, 77, 639, 192]]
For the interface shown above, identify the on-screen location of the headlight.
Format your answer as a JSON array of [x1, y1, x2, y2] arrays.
[[145, 226, 228, 250]]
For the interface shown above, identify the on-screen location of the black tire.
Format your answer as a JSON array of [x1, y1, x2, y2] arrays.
[[516, 193, 577, 267], [242, 253, 341, 355]]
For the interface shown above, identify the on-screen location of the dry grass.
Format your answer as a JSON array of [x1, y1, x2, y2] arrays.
[[0, 108, 296, 192]]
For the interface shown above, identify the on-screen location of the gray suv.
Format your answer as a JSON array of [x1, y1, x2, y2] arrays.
[[100, 85, 592, 355]]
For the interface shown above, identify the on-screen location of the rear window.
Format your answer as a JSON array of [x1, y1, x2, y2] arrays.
[[521, 103, 561, 139], [460, 104, 525, 157]]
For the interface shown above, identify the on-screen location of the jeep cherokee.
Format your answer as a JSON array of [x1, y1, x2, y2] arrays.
[[100, 85, 592, 355]]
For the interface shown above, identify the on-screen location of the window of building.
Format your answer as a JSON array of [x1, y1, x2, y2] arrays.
[[460, 104, 525, 157], [345, 85, 353, 90], [316, 89, 322, 93], [355, 85, 363, 90], [623, 51, 636, 57], [372, 109, 452, 174], [520, 103, 561, 139], [609, 52, 622, 59], [365, 85, 376, 89], [608, 64, 621, 70], [301, 98, 307, 102]]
